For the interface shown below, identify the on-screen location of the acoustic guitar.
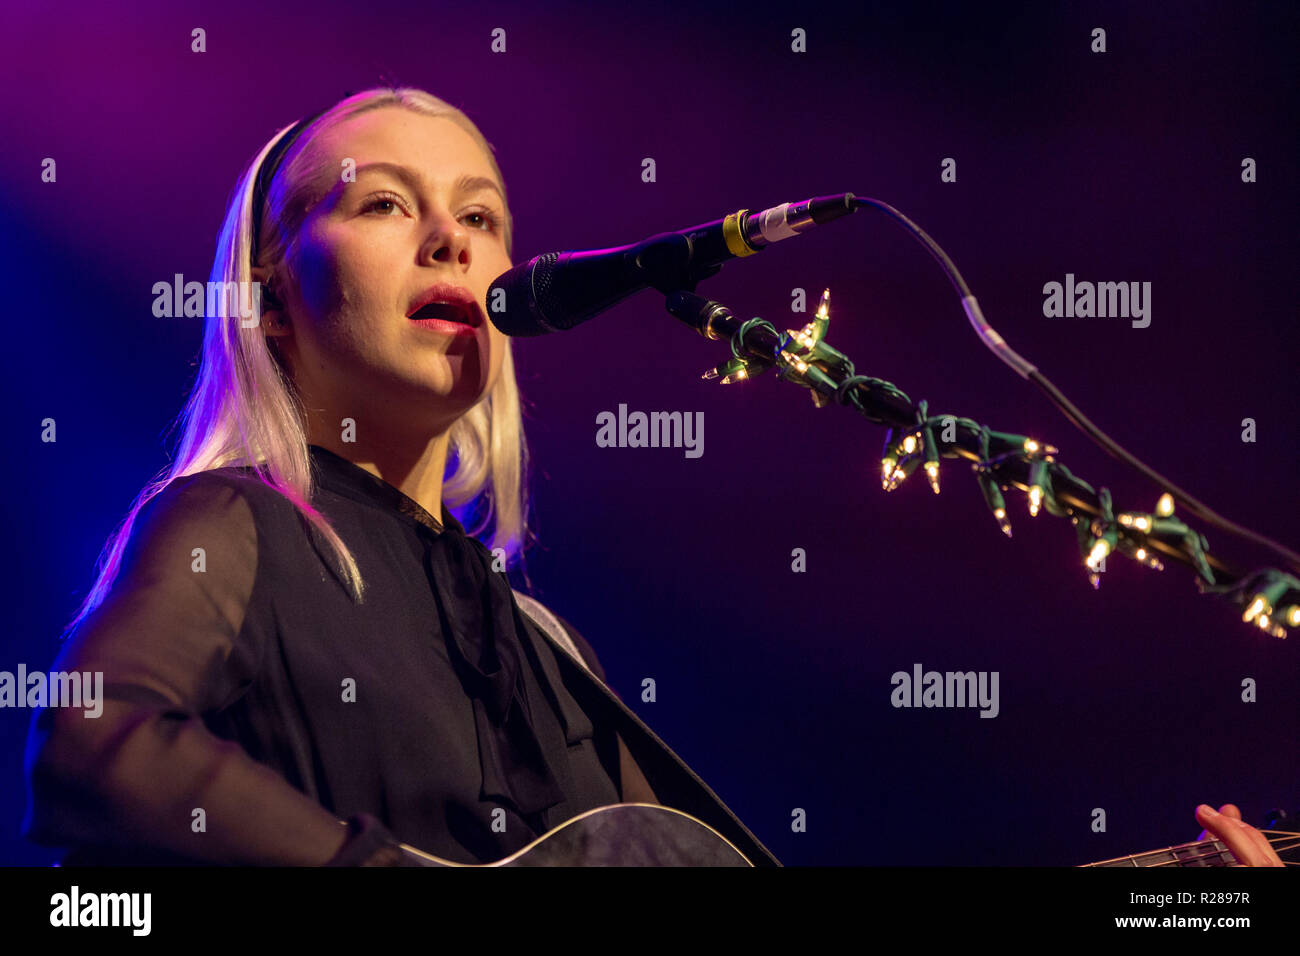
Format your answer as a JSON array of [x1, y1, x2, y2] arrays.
[[396, 802, 1300, 866]]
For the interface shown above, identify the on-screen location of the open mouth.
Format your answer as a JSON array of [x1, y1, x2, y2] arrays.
[[408, 302, 479, 326]]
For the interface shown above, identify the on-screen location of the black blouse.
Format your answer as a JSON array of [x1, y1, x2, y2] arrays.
[[24, 444, 625, 865]]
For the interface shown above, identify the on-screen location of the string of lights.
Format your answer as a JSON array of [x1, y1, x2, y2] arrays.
[[682, 287, 1300, 641]]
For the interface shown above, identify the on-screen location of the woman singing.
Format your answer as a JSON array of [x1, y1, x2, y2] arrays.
[[21, 86, 1278, 868], [23, 86, 775, 867]]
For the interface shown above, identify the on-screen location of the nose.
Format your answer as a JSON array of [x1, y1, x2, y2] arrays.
[[420, 211, 472, 268]]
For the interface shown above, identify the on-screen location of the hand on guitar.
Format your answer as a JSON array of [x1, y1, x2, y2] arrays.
[[1194, 803, 1284, 866]]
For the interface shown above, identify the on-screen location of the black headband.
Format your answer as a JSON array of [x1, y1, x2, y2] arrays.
[[251, 106, 331, 265]]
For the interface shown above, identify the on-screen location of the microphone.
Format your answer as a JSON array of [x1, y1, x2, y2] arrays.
[[486, 192, 858, 336]]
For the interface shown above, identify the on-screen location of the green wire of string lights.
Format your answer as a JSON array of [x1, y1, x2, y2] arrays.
[[699, 288, 1300, 640]]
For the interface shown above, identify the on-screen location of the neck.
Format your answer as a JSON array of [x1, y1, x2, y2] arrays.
[[1083, 829, 1299, 867], [306, 420, 451, 523]]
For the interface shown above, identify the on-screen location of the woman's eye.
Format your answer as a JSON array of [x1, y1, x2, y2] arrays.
[[463, 209, 502, 232], [361, 193, 406, 216]]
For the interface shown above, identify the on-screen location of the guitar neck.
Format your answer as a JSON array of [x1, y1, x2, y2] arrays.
[[1082, 829, 1300, 867]]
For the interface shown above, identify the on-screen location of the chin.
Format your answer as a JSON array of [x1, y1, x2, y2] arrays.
[[410, 379, 490, 419]]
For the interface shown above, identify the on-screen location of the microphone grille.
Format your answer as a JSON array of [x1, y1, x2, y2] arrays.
[[530, 251, 580, 332]]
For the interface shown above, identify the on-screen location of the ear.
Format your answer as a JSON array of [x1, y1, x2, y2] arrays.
[[250, 265, 291, 337]]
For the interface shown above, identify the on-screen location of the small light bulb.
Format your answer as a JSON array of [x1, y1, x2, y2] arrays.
[[1287, 607, 1300, 627], [1156, 493, 1174, 516], [925, 461, 940, 494], [902, 434, 917, 455], [1024, 439, 1039, 454], [1028, 486, 1043, 517], [1242, 596, 1267, 623]]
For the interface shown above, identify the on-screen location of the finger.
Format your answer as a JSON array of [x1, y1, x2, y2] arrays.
[[1196, 805, 1271, 866], [1195, 804, 1221, 845], [1209, 804, 1284, 866], [1238, 821, 1285, 867], [1200, 804, 1243, 841]]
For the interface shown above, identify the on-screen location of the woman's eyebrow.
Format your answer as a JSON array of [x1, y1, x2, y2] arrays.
[[352, 162, 503, 200]]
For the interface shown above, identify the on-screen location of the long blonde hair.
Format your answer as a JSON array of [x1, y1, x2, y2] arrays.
[[63, 87, 531, 637]]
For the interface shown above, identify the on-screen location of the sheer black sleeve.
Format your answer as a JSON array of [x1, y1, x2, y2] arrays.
[[23, 473, 353, 865]]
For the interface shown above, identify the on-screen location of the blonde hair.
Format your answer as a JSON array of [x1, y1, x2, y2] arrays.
[[62, 87, 531, 636]]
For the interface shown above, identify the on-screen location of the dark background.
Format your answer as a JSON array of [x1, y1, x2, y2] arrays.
[[2, 0, 1296, 866]]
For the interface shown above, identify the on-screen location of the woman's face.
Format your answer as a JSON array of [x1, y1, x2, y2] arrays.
[[263, 107, 513, 439]]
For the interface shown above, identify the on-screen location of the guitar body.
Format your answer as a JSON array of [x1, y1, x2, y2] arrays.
[[400, 803, 754, 867]]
